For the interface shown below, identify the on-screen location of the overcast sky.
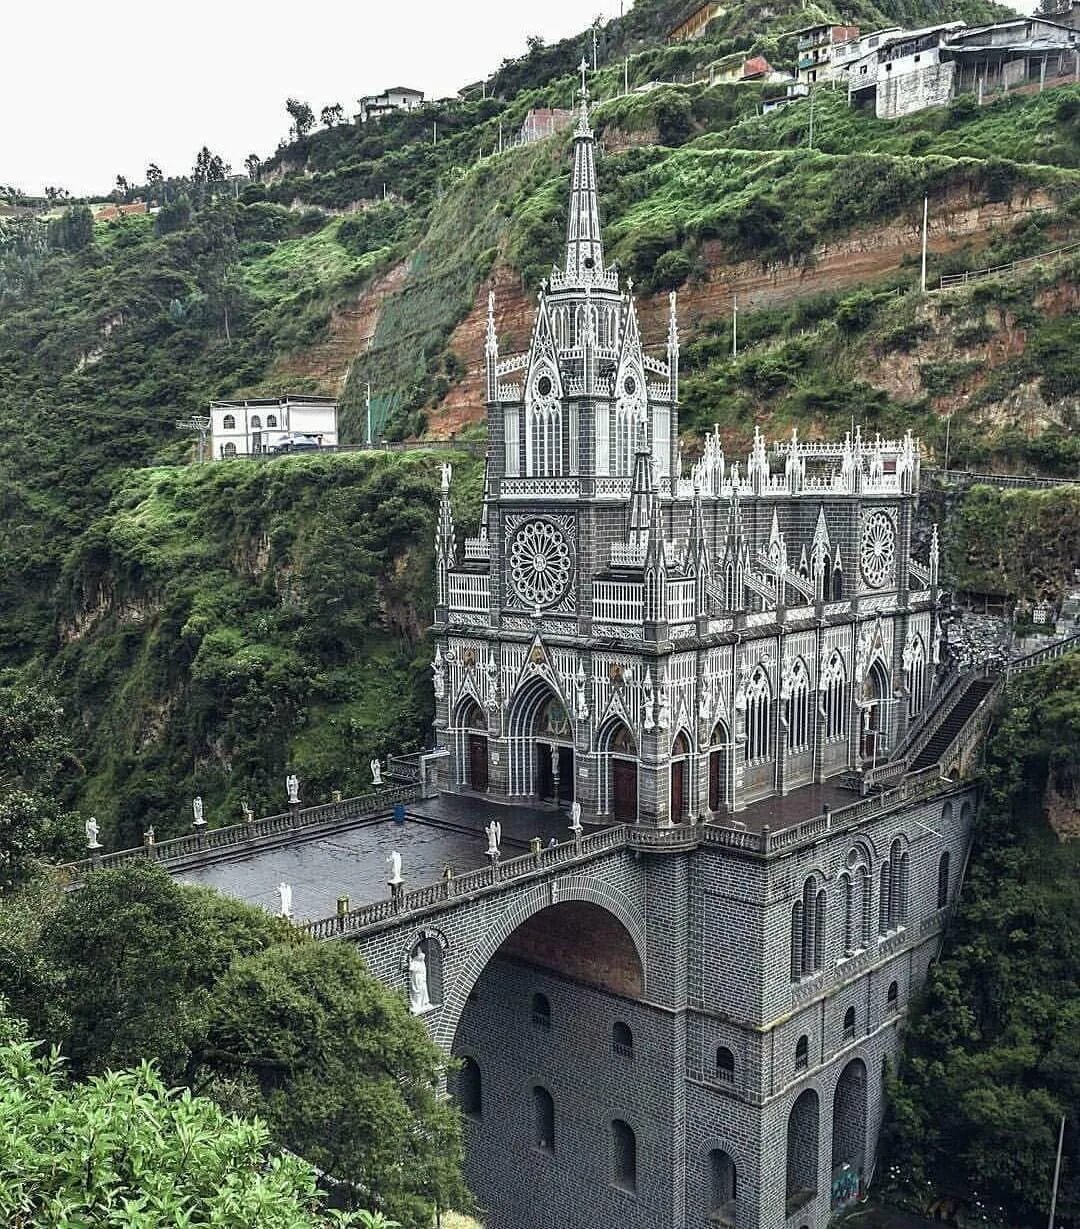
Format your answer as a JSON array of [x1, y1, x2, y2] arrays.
[[2, 0, 606, 197]]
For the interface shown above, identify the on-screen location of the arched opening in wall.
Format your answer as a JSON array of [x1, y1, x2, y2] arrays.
[[454, 1056, 482, 1118], [455, 698, 488, 792], [786, 1089, 820, 1213], [842, 1005, 856, 1042], [599, 718, 637, 822], [670, 731, 691, 822], [406, 934, 444, 1015], [937, 850, 951, 910], [533, 1085, 555, 1152], [707, 1149, 737, 1226], [708, 721, 729, 812], [887, 980, 899, 1013], [861, 659, 891, 762], [222, 414, 236, 430], [831, 1058, 867, 1209], [907, 637, 926, 719], [507, 679, 574, 805], [266, 414, 278, 428], [223, 442, 237, 457], [449, 899, 646, 1221], [716, 1046, 735, 1084], [612, 1119, 637, 1192], [795, 1034, 809, 1071]]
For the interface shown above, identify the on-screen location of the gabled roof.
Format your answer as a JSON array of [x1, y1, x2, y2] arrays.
[[741, 55, 773, 78]]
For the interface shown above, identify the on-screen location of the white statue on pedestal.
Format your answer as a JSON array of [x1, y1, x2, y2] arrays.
[[371, 758, 383, 786], [241, 799, 254, 823], [432, 646, 445, 700], [278, 882, 292, 918], [85, 817, 101, 849], [387, 850, 403, 884], [192, 796, 205, 827], [286, 774, 300, 805], [569, 800, 583, 836], [408, 946, 432, 1014], [485, 820, 502, 858]]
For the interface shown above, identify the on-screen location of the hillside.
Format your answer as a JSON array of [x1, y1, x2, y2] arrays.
[[0, 0, 1078, 839]]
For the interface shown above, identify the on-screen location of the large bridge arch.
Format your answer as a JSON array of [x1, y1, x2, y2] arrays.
[[433, 872, 648, 1050]]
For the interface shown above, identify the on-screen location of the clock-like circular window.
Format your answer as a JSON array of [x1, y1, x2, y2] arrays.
[[860, 511, 895, 589], [535, 374, 553, 398], [509, 519, 573, 609], [623, 375, 637, 396]]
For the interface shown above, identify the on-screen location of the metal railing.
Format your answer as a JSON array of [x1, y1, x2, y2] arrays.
[[1007, 632, 1080, 678], [937, 239, 1080, 291], [924, 466, 1079, 490]]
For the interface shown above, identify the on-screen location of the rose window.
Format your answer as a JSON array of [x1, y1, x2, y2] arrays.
[[509, 519, 573, 609], [860, 512, 895, 588]]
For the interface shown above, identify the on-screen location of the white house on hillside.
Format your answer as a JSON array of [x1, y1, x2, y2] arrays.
[[210, 396, 339, 458], [356, 86, 425, 123]]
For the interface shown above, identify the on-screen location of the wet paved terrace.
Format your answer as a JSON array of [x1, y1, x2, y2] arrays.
[[178, 795, 595, 922]]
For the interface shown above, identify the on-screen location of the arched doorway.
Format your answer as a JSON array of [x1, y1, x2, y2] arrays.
[[860, 660, 890, 762], [671, 731, 691, 822], [449, 899, 647, 1227], [831, 1058, 867, 1209], [507, 680, 574, 805], [708, 721, 729, 813], [456, 698, 488, 792], [707, 1149, 737, 1226], [786, 1088, 820, 1215], [599, 719, 637, 822]]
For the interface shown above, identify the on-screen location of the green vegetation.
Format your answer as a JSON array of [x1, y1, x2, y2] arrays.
[[0, 1013, 369, 1227], [0, 861, 464, 1227], [883, 653, 1080, 1228]]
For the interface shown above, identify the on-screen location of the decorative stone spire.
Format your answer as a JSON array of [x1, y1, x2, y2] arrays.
[[785, 426, 804, 494], [688, 476, 711, 613], [719, 487, 749, 612], [747, 426, 770, 496], [485, 289, 498, 403], [435, 462, 456, 607], [666, 290, 680, 402], [929, 523, 940, 587], [643, 484, 668, 625], [564, 60, 605, 284], [479, 458, 491, 544], [627, 423, 654, 554]]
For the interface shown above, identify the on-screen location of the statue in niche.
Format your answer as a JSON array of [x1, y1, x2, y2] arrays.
[[370, 758, 383, 786], [286, 774, 300, 805], [192, 796, 205, 827], [278, 882, 292, 919], [408, 944, 433, 1014], [85, 817, 101, 849], [431, 647, 445, 700]]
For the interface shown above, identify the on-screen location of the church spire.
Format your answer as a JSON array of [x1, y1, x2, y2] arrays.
[[627, 420, 654, 554], [564, 59, 605, 285]]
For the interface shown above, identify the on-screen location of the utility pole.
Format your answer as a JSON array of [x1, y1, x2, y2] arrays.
[[365, 383, 373, 447], [943, 412, 952, 475], [592, 25, 599, 71], [732, 294, 738, 358], [808, 86, 815, 150], [624, 56, 630, 95], [920, 194, 929, 293], [176, 415, 212, 463], [1048, 1114, 1066, 1229], [433, 121, 438, 146]]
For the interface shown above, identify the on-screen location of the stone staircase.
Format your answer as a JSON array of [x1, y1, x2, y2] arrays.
[[909, 676, 997, 771]]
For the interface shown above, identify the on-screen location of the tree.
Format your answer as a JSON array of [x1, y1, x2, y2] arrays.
[[245, 152, 262, 181], [321, 103, 345, 128], [202, 942, 467, 1229], [0, 1018, 371, 1226], [45, 204, 93, 253], [34, 861, 289, 1080], [154, 193, 192, 235], [526, 33, 546, 54], [286, 98, 316, 140], [193, 145, 229, 186], [115, 174, 130, 199], [197, 199, 240, 343], [43, 185, 69, 204]]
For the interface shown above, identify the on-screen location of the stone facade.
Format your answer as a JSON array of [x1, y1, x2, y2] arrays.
[[343, 79, 981, 1229]]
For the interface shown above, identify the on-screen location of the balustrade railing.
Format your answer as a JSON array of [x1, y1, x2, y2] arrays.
[[593, 580, 643, 624], [59, 785, 417, 881], [1007, 632, 1080, 677], [448, 572, 490, 612]]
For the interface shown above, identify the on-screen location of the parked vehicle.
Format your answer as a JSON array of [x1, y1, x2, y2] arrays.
[[270, 433, 322, 454]]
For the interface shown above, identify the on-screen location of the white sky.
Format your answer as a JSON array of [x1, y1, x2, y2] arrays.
[[2, 0, 607, 197]]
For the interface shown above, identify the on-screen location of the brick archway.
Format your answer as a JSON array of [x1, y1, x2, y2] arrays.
[[433, 873, 648, 1050]]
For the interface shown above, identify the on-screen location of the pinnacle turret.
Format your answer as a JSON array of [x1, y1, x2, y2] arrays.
[[564, 60, 605, 285]]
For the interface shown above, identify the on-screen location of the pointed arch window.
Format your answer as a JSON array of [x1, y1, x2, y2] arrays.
[[744, 667, 771, 764], [533, 1086, 555, 1152], [878, 862, 891, 934], [907, 637, 927, 719], [822, 653, 847, 742], [792, 876, 825, 979], [937, 850, 951, 910], [784, 659, 811, 754]]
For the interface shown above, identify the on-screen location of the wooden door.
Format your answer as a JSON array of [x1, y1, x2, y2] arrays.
[[612, 759, 637, 822], [468, 735, 488, 792], [670, 760, 687, 822]]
